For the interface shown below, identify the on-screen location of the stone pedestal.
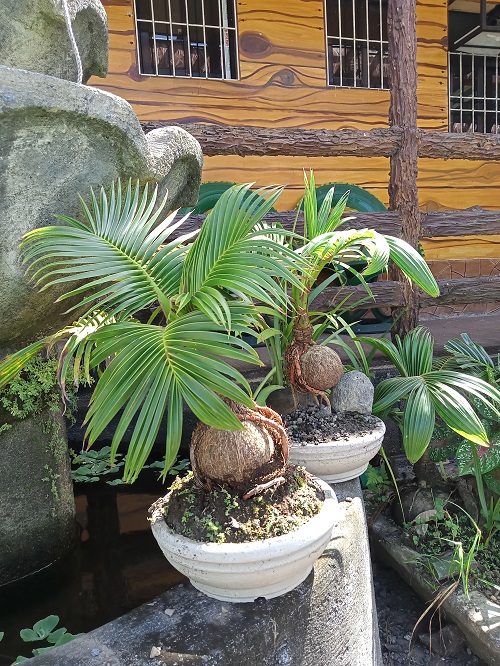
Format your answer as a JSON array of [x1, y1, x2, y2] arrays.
[[0, 408, 76, 586], [28, 479, 382, 666]]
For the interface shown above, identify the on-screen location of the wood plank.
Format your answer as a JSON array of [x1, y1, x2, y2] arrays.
[[143, 125, 401, 157], [416, 0, 448, 130], [312, 276, 500, 311], [421, 236, 500, 260]]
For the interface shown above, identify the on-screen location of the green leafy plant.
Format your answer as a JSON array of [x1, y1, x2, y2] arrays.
[[261, 171, 440, 405], [0, 179, 305, 489], [364, 462, 392, 500], [425, 335, 500, 543], [0, 355, 78, 425], [12, 615, 83, 663], [70, 446, 124, 483], [358, 327, 500, 464], [408, 500, 482, 597], [70, 447, 190, 485]]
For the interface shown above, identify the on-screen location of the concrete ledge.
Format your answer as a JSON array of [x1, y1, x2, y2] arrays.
[[370, 513, 500, 666], [29, 480, 382, 666]]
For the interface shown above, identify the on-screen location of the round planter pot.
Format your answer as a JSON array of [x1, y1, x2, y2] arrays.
[[289, 417, 386, 484], [150, 478, 338, 603]]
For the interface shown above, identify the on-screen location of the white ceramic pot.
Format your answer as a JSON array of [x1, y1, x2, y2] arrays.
[[150, 478, 337, 603], [288, 417, 386, 484]]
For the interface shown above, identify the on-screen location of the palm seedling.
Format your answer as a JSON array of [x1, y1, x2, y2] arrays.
[[262, 171, 441, 407], [358, 327, 500, 465], [0, 180, 306, 493]]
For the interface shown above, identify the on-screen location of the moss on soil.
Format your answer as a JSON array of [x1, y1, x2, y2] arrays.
[[163, 465, 324, 544]]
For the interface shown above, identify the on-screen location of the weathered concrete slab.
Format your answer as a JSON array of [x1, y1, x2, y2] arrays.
[[28, 480, 382, 666], [371, 513, 500, 666]]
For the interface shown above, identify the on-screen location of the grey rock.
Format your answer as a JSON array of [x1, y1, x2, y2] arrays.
[[0, 0, 108, 83], [0, 408, 76, 585], [392, 486, 449, 525], [419, 623, 468, 657], [0, 66, 203, 346], [330, 370, 374, 415]]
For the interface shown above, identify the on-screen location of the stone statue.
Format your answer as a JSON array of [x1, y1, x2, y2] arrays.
[[0, 0, 203, 584]]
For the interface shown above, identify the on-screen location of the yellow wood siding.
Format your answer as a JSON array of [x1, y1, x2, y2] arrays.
[[89, 0, 500, 261]]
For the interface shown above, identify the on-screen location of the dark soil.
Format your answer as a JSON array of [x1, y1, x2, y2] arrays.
[[284, 405, 380, 444], [160, 465, 324, 543]]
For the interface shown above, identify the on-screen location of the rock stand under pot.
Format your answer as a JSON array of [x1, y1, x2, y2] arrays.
[[25, 480, 383, 666]]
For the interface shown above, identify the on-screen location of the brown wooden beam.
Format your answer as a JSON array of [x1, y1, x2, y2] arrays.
[[143, 122, 500, 162], [387, 0, 420, 336], [313, 276, 500, 312], [418, 131, 500, 161], [172, 208, 500, 240], [143, 123, 401, 158]]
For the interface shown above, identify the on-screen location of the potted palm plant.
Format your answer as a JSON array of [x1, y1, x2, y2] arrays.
[[260, 172, 441, 483], [0, 179, 338, 602]]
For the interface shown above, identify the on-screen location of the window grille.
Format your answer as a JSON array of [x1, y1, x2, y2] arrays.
[[134, 0, 238, 80], [325, 0, 389, 89], [449, 51, 500, 134]]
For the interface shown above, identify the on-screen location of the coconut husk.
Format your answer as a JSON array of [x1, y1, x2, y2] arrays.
[[190, 400, 288, 494]]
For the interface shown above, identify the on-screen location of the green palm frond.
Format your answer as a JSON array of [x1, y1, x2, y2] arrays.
[[300, 171, 351, 239], [63, 309, 264, 482], [385, 236, 440, 297], [444, 334, 495, 375], [364, 327, 500, 463], [180, 184, 306, 327], [20, 179, 195, 319]]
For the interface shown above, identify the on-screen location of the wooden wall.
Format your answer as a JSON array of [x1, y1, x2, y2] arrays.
[[90, 0, 500, 264], [94, 0, 447, 131]]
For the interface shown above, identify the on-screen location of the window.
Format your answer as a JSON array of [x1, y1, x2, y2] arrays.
[[449, 52, 500, 134], [325, 0, 389, 89], [134, 0, 238, 79]]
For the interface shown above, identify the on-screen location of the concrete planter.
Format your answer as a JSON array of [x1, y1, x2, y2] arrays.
[[288, 418, 386, 483], [150, 478, 338, 603]]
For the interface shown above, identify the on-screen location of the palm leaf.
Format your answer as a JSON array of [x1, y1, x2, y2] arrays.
[[385, 236, 439, 297], [20, 180, 195, 319], [402, 384, 435, 463], [75, 312, 261, 481], [425, 377, 489, 447], [181, 184, 306, 327], [356, 336, 408, 376]]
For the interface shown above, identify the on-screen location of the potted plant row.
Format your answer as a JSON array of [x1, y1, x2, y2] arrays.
[[0, 175, 439, 602]]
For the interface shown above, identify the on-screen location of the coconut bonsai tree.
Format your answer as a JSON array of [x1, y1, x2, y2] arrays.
[[262, 171, 441, 407], [0, 180, 306, 491]]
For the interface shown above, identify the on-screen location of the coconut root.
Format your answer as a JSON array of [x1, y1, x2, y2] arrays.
[[190, 398, 289, 493], [284, 317, 330, 408], [225, 400, 289, 464], [242, 475, 286, 500]]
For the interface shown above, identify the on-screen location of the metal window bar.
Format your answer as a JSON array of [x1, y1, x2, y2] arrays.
[[134, 0, 237, 79], [449, 51, 500, 133], [379, 0, 383, 88], [325, 0, 388, 89]]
